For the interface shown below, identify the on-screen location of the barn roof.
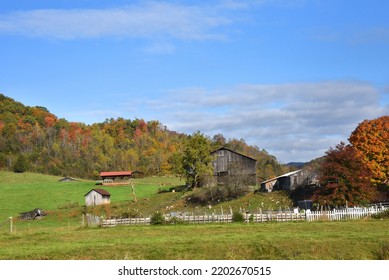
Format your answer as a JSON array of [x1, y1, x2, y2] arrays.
[[84, 188, 111, 196], [211, 147, 257, 161], [100, 171, 132, 177], [260, 169, 302, 184]]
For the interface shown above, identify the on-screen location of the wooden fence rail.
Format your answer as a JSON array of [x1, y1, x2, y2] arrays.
[[89, 206, 386, 228], [102, 217, 151, 227]]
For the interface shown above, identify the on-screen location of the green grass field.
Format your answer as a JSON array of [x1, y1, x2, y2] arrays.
[[1, 171, 388, 260], [0, 171, 181, 220], [0, 220, 388, 260]]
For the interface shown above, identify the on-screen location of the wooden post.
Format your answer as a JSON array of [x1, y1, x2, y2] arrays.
[[131, 180, 137, 202], [9, 217, 13, 234]]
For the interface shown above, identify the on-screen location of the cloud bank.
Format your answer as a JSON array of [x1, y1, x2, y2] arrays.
[[0, 2, 231, 40], [145, 81, 388, 163]]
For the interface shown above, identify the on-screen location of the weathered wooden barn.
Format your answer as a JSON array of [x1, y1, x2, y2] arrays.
[[260, 169, 312, 192], [211, 147, 257, 185], [84, 189, 111, 206]]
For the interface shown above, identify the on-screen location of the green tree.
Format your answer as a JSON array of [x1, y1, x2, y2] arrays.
[[182, 132, 213, 188], [14, 154, 28, 173]]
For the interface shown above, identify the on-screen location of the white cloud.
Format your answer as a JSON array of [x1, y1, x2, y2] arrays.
[[145, 81, 388, 162], [0, 2, 231, 40], [143, 42, 176, 54]]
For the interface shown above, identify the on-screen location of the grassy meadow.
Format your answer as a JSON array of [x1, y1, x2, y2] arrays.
[[0, 171, 388, 260], [1, 220, 388, 260], [0, 171, 180, 220]]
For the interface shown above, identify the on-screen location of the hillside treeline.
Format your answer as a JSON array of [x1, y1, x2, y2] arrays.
[[0, 94, 286, 179]]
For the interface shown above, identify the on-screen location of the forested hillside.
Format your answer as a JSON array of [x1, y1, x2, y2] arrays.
[[0, 94, 286, 179]]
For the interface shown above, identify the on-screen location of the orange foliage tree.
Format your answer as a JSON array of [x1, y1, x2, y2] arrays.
[[349, 116, 389, 186]]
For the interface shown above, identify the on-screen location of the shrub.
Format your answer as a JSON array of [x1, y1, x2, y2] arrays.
[[232, 211, 245, 223], [14, 155, 28, 173], [150, 211, 165, 225], [169, 216, 183, 225], [371, 209, 389, 219]]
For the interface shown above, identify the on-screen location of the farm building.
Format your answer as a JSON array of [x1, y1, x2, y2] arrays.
[[131, 171, 144, 179], [260, 169, 317, 192], [211, 147, 257, 185], [58, 176, 78, 182], [99, 171, 132, 185], [84, 189, 111, 206]]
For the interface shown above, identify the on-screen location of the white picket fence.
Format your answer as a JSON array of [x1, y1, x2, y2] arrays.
[[305, 207, 385, 222], [89, 205, 386, 227]]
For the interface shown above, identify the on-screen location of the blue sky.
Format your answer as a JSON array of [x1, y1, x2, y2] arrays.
[[1, 0, 389, 163]]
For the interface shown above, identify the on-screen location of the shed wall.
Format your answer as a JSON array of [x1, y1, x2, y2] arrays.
[[85, 191, 110, 206]]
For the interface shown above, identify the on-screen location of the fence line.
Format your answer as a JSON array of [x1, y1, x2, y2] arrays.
[[0, 217, 10, 228], [85, 205, 386, 227], [305, 207, 384, 222], [102, 217, 151, 227], [0, 217, 13, 233]]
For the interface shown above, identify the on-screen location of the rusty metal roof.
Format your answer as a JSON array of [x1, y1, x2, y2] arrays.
[[211, 147, 257, 161], [85, 188, 111, 196], [99, 171, 132, 177]]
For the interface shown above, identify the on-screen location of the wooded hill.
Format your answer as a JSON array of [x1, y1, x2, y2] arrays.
[[0, 94, 288, 179]]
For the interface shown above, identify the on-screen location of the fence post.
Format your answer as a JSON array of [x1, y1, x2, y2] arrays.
[[9, 217, 13, 234]]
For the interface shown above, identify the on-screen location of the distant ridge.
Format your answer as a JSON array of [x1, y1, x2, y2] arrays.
[[286, 162, 306, 168]]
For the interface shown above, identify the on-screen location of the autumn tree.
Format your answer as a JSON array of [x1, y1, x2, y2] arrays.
[[312, 142, 376, 207], [349, 116, 389, 186], [182, 132, 213, 188], [0, 94, 284, 180]]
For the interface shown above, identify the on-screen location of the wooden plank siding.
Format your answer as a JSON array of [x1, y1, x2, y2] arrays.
[[210, 148, 257, 186], [211, 148, 256, 176]]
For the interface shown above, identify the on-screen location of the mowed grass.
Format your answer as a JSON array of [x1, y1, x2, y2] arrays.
[[0, 220, 388, 260], [0, 171, 181, 221], [1, 171, 388, 260]]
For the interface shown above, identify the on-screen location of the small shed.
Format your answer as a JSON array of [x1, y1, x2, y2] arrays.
[[84, 189, 111, 206], [58, 177, 78, 182], [260, 169, 309, 192]]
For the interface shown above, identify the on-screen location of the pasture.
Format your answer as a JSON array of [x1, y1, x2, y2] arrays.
[[0, 171, 388, 260], [0, 220, 388, 260]]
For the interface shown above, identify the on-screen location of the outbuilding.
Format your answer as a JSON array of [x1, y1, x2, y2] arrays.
[[58, 176, 78, 182], [260, 169, 308, 192], [84, 188, 111, 206], [99, 171, 132, 185]]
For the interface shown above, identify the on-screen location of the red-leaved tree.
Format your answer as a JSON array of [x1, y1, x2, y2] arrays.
[[312, 142, 376, 207]]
